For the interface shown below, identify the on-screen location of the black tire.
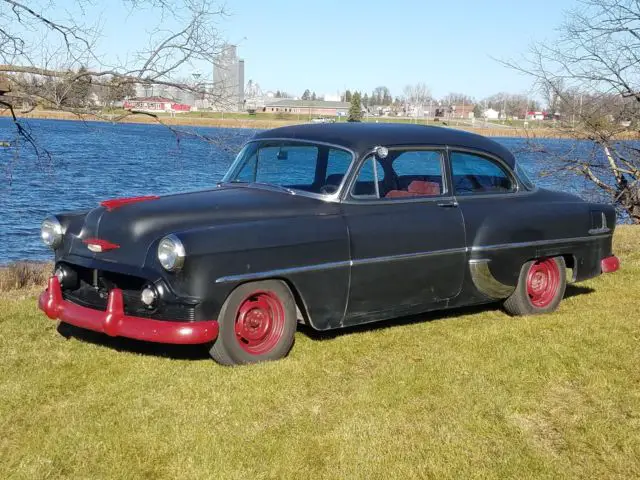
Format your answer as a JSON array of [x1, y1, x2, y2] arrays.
[[503, 256, 566, 316], [209, 280, 297, 365]]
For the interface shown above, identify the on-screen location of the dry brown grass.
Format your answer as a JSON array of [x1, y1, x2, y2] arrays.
[[8, 108, 639, 139], [0, 262, 52, 293]]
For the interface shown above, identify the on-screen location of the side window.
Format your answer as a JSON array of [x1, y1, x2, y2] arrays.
[[324, 148, 352, 188], [351, 157, 385, 198], [387, 150, 444, 198], [450, 152, 515, 195]]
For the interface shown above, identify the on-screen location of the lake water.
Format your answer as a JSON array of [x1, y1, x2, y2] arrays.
[[0, 118, 614, 264]]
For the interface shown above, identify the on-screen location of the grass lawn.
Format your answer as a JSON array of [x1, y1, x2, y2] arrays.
[[1, 227, 639, 479]]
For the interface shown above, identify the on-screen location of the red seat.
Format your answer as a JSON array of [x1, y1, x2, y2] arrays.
[[385, 180, 441, 198], [408, 180, 440, 195], [385, 190, 414, 198]]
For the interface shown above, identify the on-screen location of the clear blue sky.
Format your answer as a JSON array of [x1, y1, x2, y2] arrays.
[[73, 0, 579, 100]]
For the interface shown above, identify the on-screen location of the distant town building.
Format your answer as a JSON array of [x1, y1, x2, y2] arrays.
[[526, 111, 545, 120], [323, 93, 341, 102], [123, 96, 192, 113], [263, 99, 350, 116], [483, 108, 500, 120], [213, 44, 245, 111], [449, 104, 475, 119]]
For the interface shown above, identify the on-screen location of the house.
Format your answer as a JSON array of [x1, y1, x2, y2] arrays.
[[123, 96, 192, 113], [483, 108, 500, 120], [526, 111, 545, 120], [449, 104, 475, 119]]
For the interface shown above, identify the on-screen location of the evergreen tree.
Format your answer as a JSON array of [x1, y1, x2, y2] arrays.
[[275, 90, 281, 98], [363, 93, 369, 108], [348, 92, 362, 122], [311, 91, 316, 101], [65, 66, 92, 107], [301, 89, 311, 100], [345, 89, 352, 102]]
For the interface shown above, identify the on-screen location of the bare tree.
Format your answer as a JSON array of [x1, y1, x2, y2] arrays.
[[441, 92, 474, 106], [503, 0, 640, 223], [403, 83, 432, 106], [482, 92, 537, 118], [0, 0, 234, 161]]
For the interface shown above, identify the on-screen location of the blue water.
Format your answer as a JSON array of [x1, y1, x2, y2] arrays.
[[0, 118, 614, 263]]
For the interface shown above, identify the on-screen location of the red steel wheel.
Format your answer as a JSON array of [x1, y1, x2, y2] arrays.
[[526, 258, 561, 308], [504, 256, 566, 316], [209, 280, 297, 365], [234, 291, 286, 355]]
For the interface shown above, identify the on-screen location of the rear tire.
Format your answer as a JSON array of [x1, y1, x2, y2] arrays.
[[209, 280, 297, 365], [504, 256, 566, 316]]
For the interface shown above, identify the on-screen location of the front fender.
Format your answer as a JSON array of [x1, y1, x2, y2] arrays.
[[167, 213, 351, 328]]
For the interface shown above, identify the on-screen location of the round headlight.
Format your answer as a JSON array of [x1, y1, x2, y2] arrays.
[[157, 234, 186, 272], [41, 216, 63, 249]]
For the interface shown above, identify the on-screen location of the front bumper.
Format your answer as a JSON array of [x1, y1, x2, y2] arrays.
[[38, 276, 219, 344]]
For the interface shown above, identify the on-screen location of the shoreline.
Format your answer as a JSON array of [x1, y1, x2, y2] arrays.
[[2, 109, 628, 139]]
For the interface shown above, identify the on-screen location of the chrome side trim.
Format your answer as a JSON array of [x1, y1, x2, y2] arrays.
[[588, 227, 611, 235], [215, 260, 352, 284], [469, 259, 515, 299], [215, 235, 611, 284], [214, 247, 466, 284], [351, 247, 466, 266], [470, 234, 610, 253]]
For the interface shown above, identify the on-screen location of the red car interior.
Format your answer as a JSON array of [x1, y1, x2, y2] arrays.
[[385, 180, 441, 198]]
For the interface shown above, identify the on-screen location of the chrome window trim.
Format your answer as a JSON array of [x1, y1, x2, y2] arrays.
[[215, 233, 611, 284], [223, 137, 358, 203], [344, 145, 449, 204], [448, 147, 521, 196]]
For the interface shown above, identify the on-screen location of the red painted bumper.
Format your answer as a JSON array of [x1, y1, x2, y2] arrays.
[[601, 255, 620, 274], [38, 277, 218, 344]]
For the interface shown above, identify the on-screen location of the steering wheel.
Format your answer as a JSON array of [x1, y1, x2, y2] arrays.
[[319, 184, 339, 195]]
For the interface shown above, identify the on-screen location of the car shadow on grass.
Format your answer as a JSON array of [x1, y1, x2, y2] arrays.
[[55, 284, 595, 358], [56, 322, 212, 360], [564, 284, 595, 299], [299, 284, 596, 342]]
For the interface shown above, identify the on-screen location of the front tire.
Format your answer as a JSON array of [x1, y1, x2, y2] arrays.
[[503, 256, 566, 316], [209, 280, 297, 365]]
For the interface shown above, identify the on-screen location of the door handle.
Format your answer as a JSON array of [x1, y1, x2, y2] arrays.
[[437, 200, 458, 208]]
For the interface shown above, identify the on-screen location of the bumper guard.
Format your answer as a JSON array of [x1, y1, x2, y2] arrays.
[[38, 276, 218, 344]]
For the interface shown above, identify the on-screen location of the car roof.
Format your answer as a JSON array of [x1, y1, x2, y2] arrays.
[[251, 123, 516, 168]]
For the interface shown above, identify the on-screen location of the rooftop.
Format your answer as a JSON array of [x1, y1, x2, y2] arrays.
[[252, 123, 516, 167], [127, 96, 175, 103], [264, 99, 350, 109]]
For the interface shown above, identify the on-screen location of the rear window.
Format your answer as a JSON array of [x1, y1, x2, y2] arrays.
[[450, 151, 515, 195]]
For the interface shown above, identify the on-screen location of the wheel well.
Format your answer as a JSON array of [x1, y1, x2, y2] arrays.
[[277, 278, 312, 325], [560, 254, 577, 282], [521, 254, 575, 281], [235, 277, 311, 325]]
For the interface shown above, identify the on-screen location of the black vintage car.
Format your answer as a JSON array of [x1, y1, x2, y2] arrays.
[[39, 124, 620, 365]]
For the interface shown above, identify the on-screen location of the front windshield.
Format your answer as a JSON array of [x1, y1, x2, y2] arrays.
[[223, 140, 353, 196]]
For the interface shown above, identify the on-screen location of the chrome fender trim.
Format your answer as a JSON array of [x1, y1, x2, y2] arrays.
[[469, 259, 515, 299]]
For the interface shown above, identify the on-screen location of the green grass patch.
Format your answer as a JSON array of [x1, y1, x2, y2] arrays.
[[1, 227, 639, 479]]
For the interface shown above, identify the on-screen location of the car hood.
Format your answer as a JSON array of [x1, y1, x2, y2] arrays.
[[66, 185, 337, 267]]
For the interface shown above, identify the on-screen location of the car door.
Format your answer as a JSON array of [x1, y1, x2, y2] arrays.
[[340, 147, 466, 326]]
